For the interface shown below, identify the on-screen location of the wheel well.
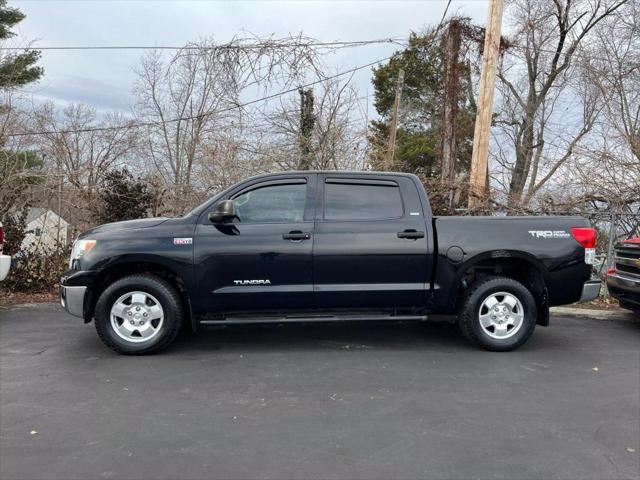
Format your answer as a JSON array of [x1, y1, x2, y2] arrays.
[[458, 258, 549, 326], [86, 262, 192, 327]]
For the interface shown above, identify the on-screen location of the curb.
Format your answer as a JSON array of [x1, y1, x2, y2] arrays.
[[0, 302, 59, 311], [550, 306, 639, 322]]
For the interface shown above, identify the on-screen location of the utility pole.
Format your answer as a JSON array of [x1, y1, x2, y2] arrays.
[[53, 154, 63, 246], [440, 20, 462, 206], [468, 0, 504, 209], [385, 68, 404, 171]]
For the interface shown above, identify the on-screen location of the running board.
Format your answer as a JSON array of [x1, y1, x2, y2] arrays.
[[199, 314, 428, 325]]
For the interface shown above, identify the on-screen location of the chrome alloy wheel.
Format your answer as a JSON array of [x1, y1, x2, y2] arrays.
[[478, 291, 525, 340], [110, 291, 164, 343]]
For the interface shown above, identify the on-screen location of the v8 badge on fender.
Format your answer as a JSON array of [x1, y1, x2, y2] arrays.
[[173, 237, 193, 245]]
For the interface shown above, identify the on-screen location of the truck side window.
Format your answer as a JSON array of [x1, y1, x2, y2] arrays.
[[324, 181, 404, 220], [232, 183, 306, 223]]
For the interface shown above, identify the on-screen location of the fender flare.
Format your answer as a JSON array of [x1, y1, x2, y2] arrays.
[[88, 254, 195, 329], [449, 250, 550, 326]]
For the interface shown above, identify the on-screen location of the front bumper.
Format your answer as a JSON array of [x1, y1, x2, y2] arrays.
[[607, 272, 640, 310], [578, 280, 602, 303], [59, 284, 87, 318], [0, 254, 10, 281]]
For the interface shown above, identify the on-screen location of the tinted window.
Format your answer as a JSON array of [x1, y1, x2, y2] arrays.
[[233, 183, 306, 223], [324, 181, 403, 220]]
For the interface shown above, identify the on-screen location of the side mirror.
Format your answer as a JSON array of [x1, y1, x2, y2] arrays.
[[208, 200, 236, 224]]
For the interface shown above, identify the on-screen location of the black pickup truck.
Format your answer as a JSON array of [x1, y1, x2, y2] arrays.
[[60, 171, 600, 354]]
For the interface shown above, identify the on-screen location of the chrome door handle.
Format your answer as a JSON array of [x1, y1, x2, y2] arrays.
[[283, 231, 311, 241]]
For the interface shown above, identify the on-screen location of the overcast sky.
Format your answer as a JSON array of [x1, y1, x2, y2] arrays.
[[13, 0, 488, 115]]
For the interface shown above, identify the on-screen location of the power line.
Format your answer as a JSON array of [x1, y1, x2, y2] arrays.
[[434, 0, 453, 37], [5, 1, 456, 139], [9, 0, 480, 2], [0, 38, 404, 51], [6, 56, 393, 138]]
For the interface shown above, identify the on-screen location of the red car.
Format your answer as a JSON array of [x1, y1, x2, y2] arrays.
[[606, 237, 640, 314]]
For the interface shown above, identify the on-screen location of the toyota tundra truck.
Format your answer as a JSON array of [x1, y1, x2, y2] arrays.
[[59, 171, 600, 354]]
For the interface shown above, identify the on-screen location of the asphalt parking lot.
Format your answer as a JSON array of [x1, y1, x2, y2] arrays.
[[0, 303, 638, 480]]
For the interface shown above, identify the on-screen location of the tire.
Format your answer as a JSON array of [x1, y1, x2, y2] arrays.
[[94, 274, 184, 355], [458, 276, 537, 352]]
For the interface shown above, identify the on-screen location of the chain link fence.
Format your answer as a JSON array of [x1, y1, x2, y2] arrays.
[[586, 212, 639, 291]]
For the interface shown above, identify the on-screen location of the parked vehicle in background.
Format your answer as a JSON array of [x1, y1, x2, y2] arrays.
[[60, 171, 601, 355], [0, 221, 10, 281], [606, 237, 640, 315]]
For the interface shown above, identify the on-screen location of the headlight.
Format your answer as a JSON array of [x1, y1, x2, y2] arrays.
[[69, 239, 97, 268]]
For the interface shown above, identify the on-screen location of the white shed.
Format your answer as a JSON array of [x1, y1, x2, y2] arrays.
[[21, 208, 70, 252]]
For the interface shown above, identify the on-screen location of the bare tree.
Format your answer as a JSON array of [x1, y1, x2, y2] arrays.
[[255, 76, 368, 172], [0, 89, 40, 220], [494, 0, 628, 207], [585, 0, 640, 184], [133, 35, 324, 213], [32, 102, 137, 226], [557, 1, 640, 236]]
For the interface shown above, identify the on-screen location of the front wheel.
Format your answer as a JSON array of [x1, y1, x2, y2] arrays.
[[94, 274, 184, 355], [458, 277, 537, 351]]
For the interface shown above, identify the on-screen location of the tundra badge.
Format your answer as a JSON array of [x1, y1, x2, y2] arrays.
[[234, 279, 271, 285]]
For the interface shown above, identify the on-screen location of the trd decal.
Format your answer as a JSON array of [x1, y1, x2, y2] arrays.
[[528, 230, 570, 239]]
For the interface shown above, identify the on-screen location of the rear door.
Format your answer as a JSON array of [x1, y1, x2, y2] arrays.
[[313, 174, 432, 310]]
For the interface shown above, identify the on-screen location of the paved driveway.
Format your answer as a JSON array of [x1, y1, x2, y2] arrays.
[[1, 303, 638, 480]]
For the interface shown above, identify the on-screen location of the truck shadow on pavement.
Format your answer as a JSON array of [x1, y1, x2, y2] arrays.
[[159, 320, 569, 355]]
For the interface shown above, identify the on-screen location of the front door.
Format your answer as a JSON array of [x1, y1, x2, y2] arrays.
[[193, 175, 316, 316], [313, 174, 433, 310]]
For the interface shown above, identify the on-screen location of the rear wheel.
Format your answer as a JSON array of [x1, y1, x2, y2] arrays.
[[458, 277, 537, 351], [94, 274, 183, 355]]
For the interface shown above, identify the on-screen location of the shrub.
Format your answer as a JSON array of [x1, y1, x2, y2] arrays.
[[1, 243, 70, 293]]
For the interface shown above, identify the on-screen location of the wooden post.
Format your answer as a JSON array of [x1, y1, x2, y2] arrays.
[[441, 20, 462, 208], [605, 210, 617, 298], [385, 68, 404, 171], [468, 0, 504, 209], [298, 88, 315, 170]]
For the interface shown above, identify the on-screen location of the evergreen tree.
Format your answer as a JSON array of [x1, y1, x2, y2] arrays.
[[0, 150, 43, 222], [0, 0, 43, 88], [369, 29, 476, 177], [96, 169, 153, 224]]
